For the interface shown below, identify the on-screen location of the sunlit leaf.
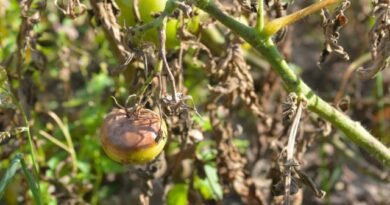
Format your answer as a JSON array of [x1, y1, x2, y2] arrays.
[[166, 140, 180, 156], [167, 183, 189, 205], [39, 181, 58, 205], [232, 139, 249, 154], [193, 115, 212, 132], [63, 72, 113, 108], [204, 164, 223, 200], [195, 140, 217, 162], [77, 160, 91, 174], [194, 174, 213, 200], [86, 73, 114, 95]]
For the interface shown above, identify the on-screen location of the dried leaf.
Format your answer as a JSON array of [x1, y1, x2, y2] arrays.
[[318, 0, 351, 64], [0, 127, 28, 145], [282, 92, 297, 124], [208, 39, 266, 118], [358, 2, 390, 78], [295, 168, 326, 199], [237, 0, 258, 12], [272, 177, 302, 196]]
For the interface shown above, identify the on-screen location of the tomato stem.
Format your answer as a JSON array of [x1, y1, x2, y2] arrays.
[[195, 0, 390, 166]]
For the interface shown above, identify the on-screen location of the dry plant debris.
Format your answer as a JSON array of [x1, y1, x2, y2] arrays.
[[358, 0, 390, 78], [319, 0, 351, 64]]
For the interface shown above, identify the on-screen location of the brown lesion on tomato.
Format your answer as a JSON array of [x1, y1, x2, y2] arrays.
[[100, 94, 167, 164], [101, 108, 162, 152]]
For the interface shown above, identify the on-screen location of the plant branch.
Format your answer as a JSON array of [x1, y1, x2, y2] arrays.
[[255, 0, 264, 32], [263, 0, 340, 37], [333, 53, 371, 104], [195, 0, 390, 166], [89, 0, 134, 77], [158, 18, 178, 102]]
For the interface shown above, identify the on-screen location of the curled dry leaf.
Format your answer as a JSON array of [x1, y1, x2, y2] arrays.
[[358, 1, 390, 78], [295, 168, 326, 199], [208, 106, 261, 203], [208, 38, 266, 119], [90, 0, 134, 75], [282, 92, 298, 125], [272, 176, 302, 196], [318, 0, 351, 64]]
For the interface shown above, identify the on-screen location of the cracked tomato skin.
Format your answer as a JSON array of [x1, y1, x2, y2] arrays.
[[100, 108, 167, 164]]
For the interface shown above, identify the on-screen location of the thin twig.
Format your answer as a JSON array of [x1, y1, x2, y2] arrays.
[[47, 111, 78, 173], [158, 18, 178, 102], [39, 130, 71, 154], [178, 43, 184, 91], [284, 99, 303, 205], [333, 53, 371, 105], [178, 11, 185, 91]]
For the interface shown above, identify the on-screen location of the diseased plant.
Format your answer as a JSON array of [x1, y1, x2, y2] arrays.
[[89, 0, 390, 204], [0, 0, 389, 204]]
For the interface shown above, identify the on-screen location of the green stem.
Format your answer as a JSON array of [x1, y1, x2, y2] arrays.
[[11, 94, 41, 186], [375, 73, 385, 136], [255, 0, 264, 32], [20, 157, 42, 205], [137, 60, 163, 98], [195, 0, 390, 166], [130, 14, 167, 33], [130, 0, 177, 33]]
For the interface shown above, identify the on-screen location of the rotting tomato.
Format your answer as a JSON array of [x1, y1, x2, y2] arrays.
[[100, 108, 168, 164]]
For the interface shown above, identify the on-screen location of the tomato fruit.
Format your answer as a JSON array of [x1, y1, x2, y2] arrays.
[[100, 108, 168, 164], [115, 0, 180, 49]]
